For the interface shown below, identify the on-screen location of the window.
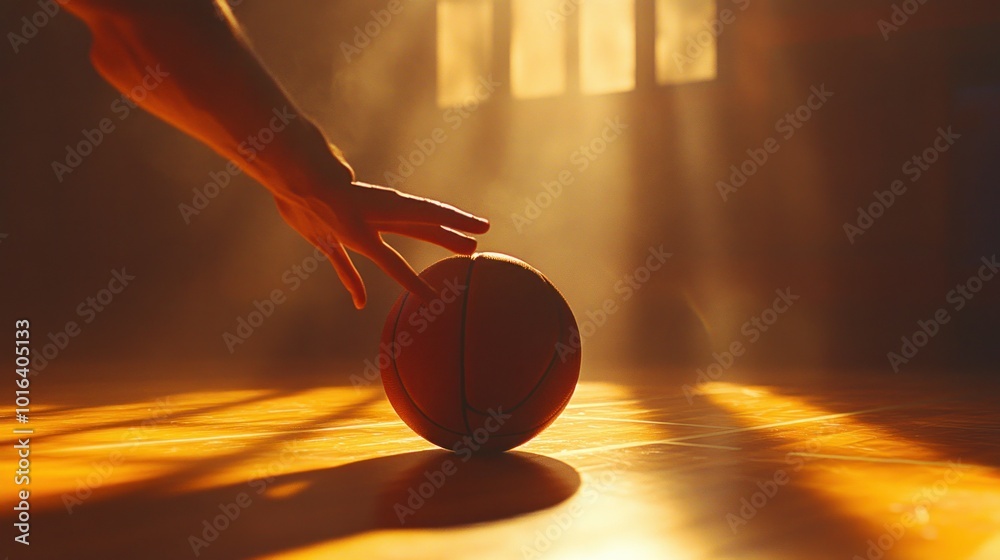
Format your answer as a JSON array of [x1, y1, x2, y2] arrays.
[[655, 0, 717, 85], [580, 0, 636, 95], [437, 0, 717, 106], [510, 0, 566, 99], [437, 0, 494, 107]]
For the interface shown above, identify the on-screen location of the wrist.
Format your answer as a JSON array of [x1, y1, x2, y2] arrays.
[[256, 120, 355, 198]]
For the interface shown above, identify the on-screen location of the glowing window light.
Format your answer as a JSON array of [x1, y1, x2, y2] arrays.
[[580, 0, 636, 95], [438, 0, 717, 105], [655, 0, 717, 85], [511, 0, 568, 99], [437, 0, 494, 107]]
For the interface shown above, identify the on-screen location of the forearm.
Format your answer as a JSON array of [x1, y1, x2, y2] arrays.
[[65, 0, 489, 307], [66, 0, 351, 196]]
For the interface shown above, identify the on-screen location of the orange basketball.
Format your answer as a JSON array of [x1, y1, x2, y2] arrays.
[[380, 252, 580, 453]]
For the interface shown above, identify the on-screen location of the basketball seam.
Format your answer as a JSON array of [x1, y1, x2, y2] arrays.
[[510, 385, 576, 437], [389, 291, 468, 438], [465, 381, 576, 438], [390, 255, 578, 447], [469, 274, 563, 416], [507, 289, 564, 414], [507, 272, 578, 436], [463, 295, 563, 417], [458, 255, 478, 434]]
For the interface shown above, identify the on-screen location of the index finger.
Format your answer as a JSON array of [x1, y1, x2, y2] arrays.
[[391, 195, 491, 234], [356, 236, 438, 302]]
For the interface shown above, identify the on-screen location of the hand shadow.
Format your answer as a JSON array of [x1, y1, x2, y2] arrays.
[[36, 450, 580, 559]]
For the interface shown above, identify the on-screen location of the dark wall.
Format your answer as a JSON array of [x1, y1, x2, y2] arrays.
[[1, 0, 998, 387]]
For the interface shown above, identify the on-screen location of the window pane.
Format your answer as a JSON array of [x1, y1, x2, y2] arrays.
[[580, 0, 636, 95], [511, 0, 567, 99], [656, 0, 717, 85], [437, 0, 493, 107]]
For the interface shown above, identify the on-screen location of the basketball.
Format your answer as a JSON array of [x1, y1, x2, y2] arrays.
[[380, 252, 581, 453]]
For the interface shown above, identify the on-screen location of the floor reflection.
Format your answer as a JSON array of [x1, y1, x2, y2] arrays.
[[7, 374, 1000, 559]]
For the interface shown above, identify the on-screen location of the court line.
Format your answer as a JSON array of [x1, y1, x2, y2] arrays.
[[553, 440, 742, 457], [661, 401, 929, 444], [46, 421, 405, 453], [552, 401, 929, 458], [786, 452, 970, 468], [564, 399, 647, 410], [564, 415, 734, 430]]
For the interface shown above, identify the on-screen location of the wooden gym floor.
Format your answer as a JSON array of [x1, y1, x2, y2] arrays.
[[5, 366, 1000, 559]]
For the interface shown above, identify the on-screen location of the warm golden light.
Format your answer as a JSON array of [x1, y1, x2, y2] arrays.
[[6, 383, 645, 503], [7, 381, 711, 558], [656, 0, 717, 85], [1, 387, 403, 504], [511, 0, 567, 99], [580, 0, 636, 95], [437, 0, 493, 106], [703, 382, 1000, 560], [13, 375, 996, 559]]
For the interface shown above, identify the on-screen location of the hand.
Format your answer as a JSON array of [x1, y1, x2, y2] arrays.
[[63, 1, 490, 309], [272, 163, 489, 309]]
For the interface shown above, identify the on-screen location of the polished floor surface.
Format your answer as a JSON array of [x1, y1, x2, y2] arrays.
[[5, 367, 1000, 559]]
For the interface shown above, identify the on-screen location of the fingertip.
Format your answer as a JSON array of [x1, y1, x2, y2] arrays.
[[327, 259, 366, 309], [356, 284, 369, 308], [456, 238, 478, 255], [411, 278, 438, 304], [352, 292, 366, 309], [469, 217, 490, 234]]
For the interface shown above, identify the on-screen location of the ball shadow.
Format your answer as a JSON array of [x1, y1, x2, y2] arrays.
[[376, 450, 582, 528], [31, 450, 581, 559]]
